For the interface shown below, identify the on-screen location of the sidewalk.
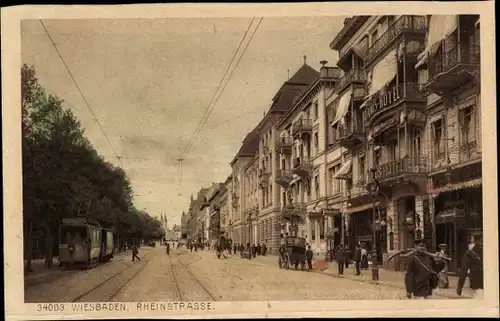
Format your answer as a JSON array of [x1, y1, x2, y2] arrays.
[[322, 264, 474, 299], [24, 249, 135, 287]]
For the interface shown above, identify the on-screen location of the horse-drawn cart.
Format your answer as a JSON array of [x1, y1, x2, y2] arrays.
[[278, 236, 307, 270]]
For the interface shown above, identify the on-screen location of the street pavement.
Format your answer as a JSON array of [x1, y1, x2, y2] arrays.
[[25, 246, 471, 302]]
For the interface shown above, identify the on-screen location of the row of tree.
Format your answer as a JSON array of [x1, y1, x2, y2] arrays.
[[22, 64, 165, 272]]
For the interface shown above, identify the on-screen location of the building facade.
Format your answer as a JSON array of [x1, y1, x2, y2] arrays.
[[329, 14, 481, 271]]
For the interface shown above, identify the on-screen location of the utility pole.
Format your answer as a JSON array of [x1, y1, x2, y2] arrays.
[[176, 158, 184, 196]]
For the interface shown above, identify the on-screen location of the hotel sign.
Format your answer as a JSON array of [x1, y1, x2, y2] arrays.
[[366, 84, 401, 120]]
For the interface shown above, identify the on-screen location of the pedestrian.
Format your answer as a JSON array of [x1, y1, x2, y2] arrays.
[[194, 244, 198, 252], [257, 243, 261, 256], [262, 243, 267, 256], [360, 243, 369, 270], [457, 235, 483, 299], [404, 239, 444, 300], [252, 244, 257, 258], [334, 245, 346, 275], [354, 243, 362, 275], [437, 244, 449, 289], [344, 245, 350, 269], [166, 242, 170, 255], [132, 245, 141, 262], [306, 245, 313, 270]]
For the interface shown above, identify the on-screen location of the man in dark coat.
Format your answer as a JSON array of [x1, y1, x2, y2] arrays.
[[404, 239, 445, 299], [252, 244, 257, 258], [353, 243, 362, 275], [306, 245, 314, 270], [166, 242, 170, 255], [457, 235, 483, 298], [334, 246, 346, 275]]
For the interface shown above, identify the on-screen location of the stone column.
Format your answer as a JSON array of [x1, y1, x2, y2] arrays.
[[306, 215, 312, 245], [429, 194, 437, 251], [415, 196, 424, 241], [315, 220, 321, 250]]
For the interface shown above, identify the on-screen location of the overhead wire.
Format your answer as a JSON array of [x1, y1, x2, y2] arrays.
[[180, 17, 257, 160], [39, 19, 124, 169], [181, 17, 264, 160]]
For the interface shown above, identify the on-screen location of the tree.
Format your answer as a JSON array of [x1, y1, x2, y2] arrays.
[[22, 64, 161, 270]]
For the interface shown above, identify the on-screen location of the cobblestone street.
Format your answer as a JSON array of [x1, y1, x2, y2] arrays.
[[25, 246, 467, 302]]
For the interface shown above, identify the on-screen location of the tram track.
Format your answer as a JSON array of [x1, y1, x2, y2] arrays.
[[168, 253, 219, 302], [71, 252, 151, 302]]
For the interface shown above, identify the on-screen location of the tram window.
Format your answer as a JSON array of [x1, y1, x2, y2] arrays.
[[60, 226, 87, 244]]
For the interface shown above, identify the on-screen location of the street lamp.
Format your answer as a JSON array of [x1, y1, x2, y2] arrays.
[[368, 168, 381, 281]]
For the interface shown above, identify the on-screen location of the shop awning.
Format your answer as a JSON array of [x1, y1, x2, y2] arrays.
[[331, 89, 352, 126], [430, 178, 482, 196], [333, 159, 352, 180], [368, 48, 398, 96], [415, 15, 458, 69], [344, 202, 379, 214], [367, 117, 397, 141]]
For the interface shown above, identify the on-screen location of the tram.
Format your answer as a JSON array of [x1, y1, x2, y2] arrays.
[[58, 217, 114, 268]]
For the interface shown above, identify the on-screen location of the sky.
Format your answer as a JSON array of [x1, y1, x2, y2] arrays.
[[21, 17, 345, 227]]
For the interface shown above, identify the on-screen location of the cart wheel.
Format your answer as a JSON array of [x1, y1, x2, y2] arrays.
[[300, 262, 305, 270], [294, 263, 298, 270]]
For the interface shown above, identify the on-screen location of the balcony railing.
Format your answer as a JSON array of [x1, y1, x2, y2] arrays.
[[336, 69, 366, 92], [338, 121, 364, 138], [293, 156, 311, 169], [275, 136, 293, 153], [374, 156, 428, 181], [292, 118, 313, 135], [362, 82, 424, 124], [428, 45, 480, 80], [366, 15, 426, 63]]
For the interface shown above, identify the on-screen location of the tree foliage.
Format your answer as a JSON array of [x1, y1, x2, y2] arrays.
[[22, 65, 165, 267]]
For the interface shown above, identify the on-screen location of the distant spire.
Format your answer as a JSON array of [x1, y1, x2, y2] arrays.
[[303, 55, 307, 65], [287, 69, 290, 80]]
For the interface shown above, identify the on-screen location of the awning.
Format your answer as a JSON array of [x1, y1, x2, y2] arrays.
[[331, 89, 352, 126], [430, 178, 482, 196], [333, 159, 352, 180], [352, 41, 368, 61], [367, 117, 397, 141], [415, 15, 458, 69], [344, 202, 379, 214], [359, 93, 375, 110], [368, 48, 398, 96]]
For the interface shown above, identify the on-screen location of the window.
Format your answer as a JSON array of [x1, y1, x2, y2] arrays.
[[332, 123, 339, 141], [371, 29, 379, 46], [374, 148, 381, 167], [432, 119, 445, 158], [387, 140, 397, 162], [330, 164, 341, 195], [358, 155, 366, 183], [313, 101, 319, 119], [410, 128, 422, 157], [459, 105, 476, 144], [314, 132, 319, 154], [314, 175, 320, 200]]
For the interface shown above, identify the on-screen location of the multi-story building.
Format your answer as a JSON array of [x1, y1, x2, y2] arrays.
[[274, 63, 342, 257], [219, 176, 233, 240], [329, 15, 481, 271], [243, 149, 259, 245], [416, 14, 481, 272], [230, 129, 260, 245]]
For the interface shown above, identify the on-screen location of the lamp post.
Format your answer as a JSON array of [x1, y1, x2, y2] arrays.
[[368, 168, 380, 281], [247, 213, 252, 260]]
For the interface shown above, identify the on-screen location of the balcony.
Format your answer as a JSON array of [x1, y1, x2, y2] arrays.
[[258, 169, 271, 189], [292, 118, 313, 138], [336, 68, 366, 93], [291, 156, 312, 178], [362, 82, 425, 126], [275, 169, 294, 188], [280, 202, 307, 222], [423, 44, 480, 95], [275, 136, 293, 155], [373, 156, 428, 189], [365, 15, 426, 64], [338, 122, 365, 148]]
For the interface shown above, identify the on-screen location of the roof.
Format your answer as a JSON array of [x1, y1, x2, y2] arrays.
[[230, 64, 319, 164], [330, 16, 370, 51]]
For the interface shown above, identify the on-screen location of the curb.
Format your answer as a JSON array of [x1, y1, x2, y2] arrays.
[[318, 270, 462, 299]]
